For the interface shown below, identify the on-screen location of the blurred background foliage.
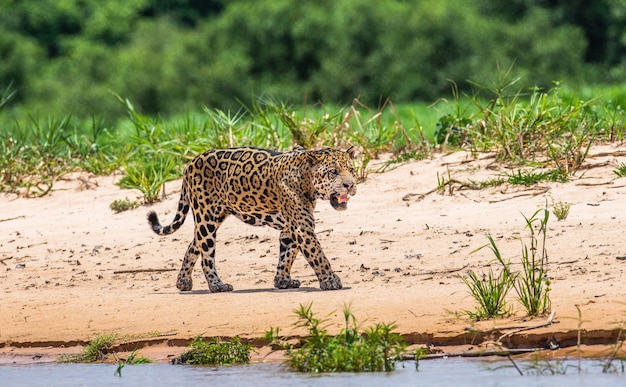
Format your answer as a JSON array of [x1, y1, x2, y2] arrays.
[[1, 0, 625, 120]]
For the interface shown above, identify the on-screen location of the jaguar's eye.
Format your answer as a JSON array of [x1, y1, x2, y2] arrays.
[[327, 169, 337, 176]]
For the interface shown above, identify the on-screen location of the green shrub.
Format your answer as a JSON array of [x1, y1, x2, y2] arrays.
[[268, 303, 407, 372], [552, 201, 571, 221], [461, 249, 515, 320], [468, 206, 552, 318], [109, 197, 140, 213], [172, 337, 251, 365], [58, 334, 117, 363]]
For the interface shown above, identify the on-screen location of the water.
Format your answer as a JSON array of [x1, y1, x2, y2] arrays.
[[1, 359, 624, 387]]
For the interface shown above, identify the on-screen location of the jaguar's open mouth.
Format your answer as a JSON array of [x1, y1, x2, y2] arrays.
[[330, 192, 350, 211]]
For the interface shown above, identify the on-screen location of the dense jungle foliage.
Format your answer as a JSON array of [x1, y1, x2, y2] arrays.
[[1, 0, 626, 119]]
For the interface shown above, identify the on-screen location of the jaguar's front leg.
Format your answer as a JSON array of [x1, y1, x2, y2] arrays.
[[294, 227, 342, 291], [274, 231, 301, 289]]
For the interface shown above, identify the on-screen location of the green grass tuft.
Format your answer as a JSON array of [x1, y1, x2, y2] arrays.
[[58, 334, 117, 363], [552, 201, 572, 221], [266, 303, 407, 372], [109, 197, 140, 213], [172, 337, 251, 365], [466, 205, 552, 318], [614, 162, 626, 178]]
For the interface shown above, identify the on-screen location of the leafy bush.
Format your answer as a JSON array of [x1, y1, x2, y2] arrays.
[[172, 337, 251, 365], [466, 206, 552, 318], [461, 249, 515, 320], [3, 0, 622, 118], [267, 303, 407, 372], [109, 197, 140, 213], [58, 334, 117, 363]]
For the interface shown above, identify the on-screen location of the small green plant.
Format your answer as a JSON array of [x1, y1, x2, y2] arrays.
[[461, 245, 516, 320], [614, 162, 626, 178], [379, 150, 429, 172], [552, 201, 571, 221], [515, 207, 552, 316], [83, 334, 117, 362], [109, 197, 140, 213], [59, 334, 117, 363], [602, 308, 626, 373], [172, 337, 251, 365], [433, 80, 474, 147], [267, 303, 407, 372], [505, 169, 568, 186], [436, 167, 454, 195], [264, 326, 290, 350], [125, 349, 151, 364], [114, 350, 152, 377], [469, 206, 552, 317], [117, 155, 179, 203], [524, 355, 572, 375]]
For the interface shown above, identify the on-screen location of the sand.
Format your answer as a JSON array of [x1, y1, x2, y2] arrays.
[[2, 146, 626, 363]]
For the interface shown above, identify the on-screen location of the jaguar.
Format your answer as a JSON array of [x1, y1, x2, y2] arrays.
[[147, 146, 357, 292]]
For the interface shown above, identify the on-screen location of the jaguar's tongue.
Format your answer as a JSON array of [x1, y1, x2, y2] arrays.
[[337, 193, 350, 203]]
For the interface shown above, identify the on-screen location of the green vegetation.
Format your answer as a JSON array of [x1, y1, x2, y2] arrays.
[[514, 208, 552, 316], [109, 197, 140, 213], [2, 1, 625, 119], [172, 337, 251, 365], [1, 1, 626, 204], [461, 255, 515, 320], [1, 95, 431, 200], [505, 169, 568, 186], [2, 73, 624, 203], [58, 334, 151, 366], [614, 163, 626, 178], [59, 334, 116, 363], [505, 307, 626, 375], [552, 201, 572, 221], [266, 303, 407, 372], [464, 206, 552, 319], [114, 349, 152, 377]]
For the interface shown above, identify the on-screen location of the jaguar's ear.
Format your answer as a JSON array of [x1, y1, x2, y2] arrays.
[[305, 150, 322, 168], [346, 146, 356, 159]]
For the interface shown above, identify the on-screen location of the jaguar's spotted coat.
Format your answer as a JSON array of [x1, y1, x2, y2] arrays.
[[147, 146, 357, 292]]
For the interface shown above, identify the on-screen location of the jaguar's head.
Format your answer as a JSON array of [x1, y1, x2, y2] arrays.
[[309, 147, 357, 211]]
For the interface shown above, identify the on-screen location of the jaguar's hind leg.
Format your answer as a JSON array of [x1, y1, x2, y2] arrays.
[[176, 241, 200, 291], [195, 211, 233, 292]]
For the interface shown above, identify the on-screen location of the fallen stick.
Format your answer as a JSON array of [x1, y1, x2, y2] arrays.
[[402, 347, 541, 360], [487, 186, 550, 203], [418, 263, 469, 276], [464, 310, 556, 338], [0, 215, 26, 223], [113, 268, 177, 274], [0, 257, 14, 265], [498, 310, 556, 341]]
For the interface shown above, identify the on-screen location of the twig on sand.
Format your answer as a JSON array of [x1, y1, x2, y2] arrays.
[[498, 310, 556, 341], [464, 310, 557, 340], [417, 264, 469, 276], [0, 215, 26, 222], [113, 268, 177, 274], [487, 186, 550, 203], [402, 347, 540, 360]]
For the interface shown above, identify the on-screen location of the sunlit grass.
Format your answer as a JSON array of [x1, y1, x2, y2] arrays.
[[265, 303, 407, 372], [1, 76, 625, 201]]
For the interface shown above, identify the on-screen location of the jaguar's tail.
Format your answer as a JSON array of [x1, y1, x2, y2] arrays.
[[147, 184, 190, 236]]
